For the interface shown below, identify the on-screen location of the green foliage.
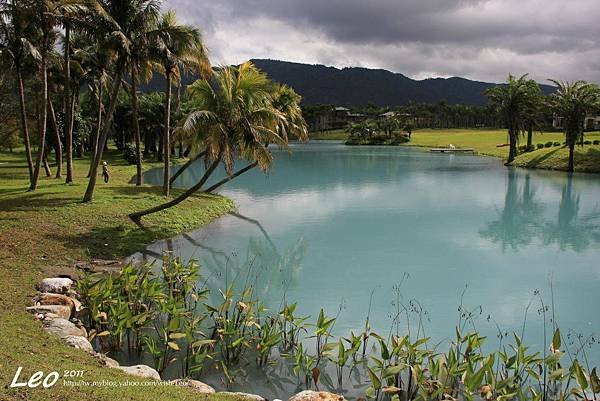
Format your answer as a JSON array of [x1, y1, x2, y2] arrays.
[[123, 143, 141, 165], [78, 258, 599, 400]]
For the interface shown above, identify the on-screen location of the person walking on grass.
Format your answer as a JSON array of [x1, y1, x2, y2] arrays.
[[101, 161, 110, 183]]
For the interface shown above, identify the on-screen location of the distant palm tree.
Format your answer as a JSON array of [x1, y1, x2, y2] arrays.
[[0, 0, 39, 183], [58, 1, 90, 184], [151, 9, 210, 196], [129, 62, 301, 220], [83, 0, 161, 202], [486, 74, 541, 164], [124, 4, 162, 186], [547, 80, 600, 172]]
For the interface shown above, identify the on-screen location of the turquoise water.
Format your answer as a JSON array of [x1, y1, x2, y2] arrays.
[[141, 141, 600, 394]]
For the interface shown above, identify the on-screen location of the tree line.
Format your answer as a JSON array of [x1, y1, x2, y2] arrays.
[[0, 0, 307, 217]]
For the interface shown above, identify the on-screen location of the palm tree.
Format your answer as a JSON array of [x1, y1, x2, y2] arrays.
[[124, 5, 162, 186], [151, 9, 210, 196], [547, 80, 600, 172], [28, 0, 55, 190], [204, 83, 308, 193], [0, 0, 40, 184], [486, 74, 541, 164], [129, 61, 301, 221], [83, 0, 161, 202]]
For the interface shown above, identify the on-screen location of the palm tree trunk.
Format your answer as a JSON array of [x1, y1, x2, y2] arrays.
[[64, 24, 73, 184], [88, 82, 103, 178], [204, 162, 258, 193], [527, 125, 533, 149], [130, 156, 221, 221], [568, 142, 575, 172], [163, 71, 172, 196], [30, 52, 48, 191], [169, 149, 206, 186], [48, 99, 62, 178], [83, 61, 124, 203], [43, 146, 52, 177], [70, 86, 78, 155], [16, 66, 34, 183], [506, 128, 517, 164], [131, 66, 143, 186]]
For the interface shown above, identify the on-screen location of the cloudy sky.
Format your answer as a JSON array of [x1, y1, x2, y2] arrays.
[[165, 0, 600, 84]]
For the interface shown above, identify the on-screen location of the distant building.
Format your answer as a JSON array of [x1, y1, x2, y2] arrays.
[[307, 106, 366, 131], [553, 115, 600, 130]]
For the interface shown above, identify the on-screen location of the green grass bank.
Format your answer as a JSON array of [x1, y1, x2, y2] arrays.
[[0, 150, 242, 401]]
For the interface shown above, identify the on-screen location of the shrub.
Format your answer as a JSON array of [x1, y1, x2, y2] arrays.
[[123, 143, 140, 165], [545, 141, 553, 148], [537, 143, 545, 149], [593, 140, 600, 145], [553, 142, 561, 147], [519, 145, 527, 152], [584, 140, 592, 145], [525, 145, 535, 152]]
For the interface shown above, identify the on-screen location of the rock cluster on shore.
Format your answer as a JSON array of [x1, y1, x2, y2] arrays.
[[27, 275, 346, 401]]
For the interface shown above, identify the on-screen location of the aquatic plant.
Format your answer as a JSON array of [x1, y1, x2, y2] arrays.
[[76, 258, 600, 400]]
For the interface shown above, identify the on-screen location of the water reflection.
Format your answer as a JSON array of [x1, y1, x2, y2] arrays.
[[481, 171, 600, 253], [542, 176, 600, 251], [480, 172, 544, 251]]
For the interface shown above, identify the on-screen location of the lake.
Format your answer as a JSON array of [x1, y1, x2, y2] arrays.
[[140, 141, 600, 395]]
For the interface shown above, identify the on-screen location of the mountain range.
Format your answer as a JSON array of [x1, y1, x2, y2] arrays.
[[251, 59, 555, 107], [141, 59, 554, 107]]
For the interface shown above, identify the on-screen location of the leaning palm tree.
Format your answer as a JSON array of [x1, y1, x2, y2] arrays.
[[83, 0, 161, 202], [547, 80, 600, 172], [150, 9, 210, 196], [0, 0, 40, 184], [129, 61, 299, 221], [203, 83, 309, 193], [486, 74, 541, 164]]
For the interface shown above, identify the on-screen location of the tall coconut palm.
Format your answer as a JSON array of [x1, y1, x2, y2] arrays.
[[83, 0, 161, 202], [126, 11, 158, 186], [129, 61, 298, 221], [58, 2, 94, 183], [0, 0, 40, 184], [547, 80, 600, 172], [486, 74, 541, 164], [72, 33, 112, 177], [151, 9, 210, 196]]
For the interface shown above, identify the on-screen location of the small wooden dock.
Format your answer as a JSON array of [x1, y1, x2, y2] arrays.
[[430, 148, 475, 153]]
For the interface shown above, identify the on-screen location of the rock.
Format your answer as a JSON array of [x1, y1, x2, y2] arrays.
[[38, 278, 74, 294], [220, 392, 266, 401], [42, 318, 87, 339], [170, 379, 215, 393], [117, 365, 160, 381], [26, 304, 72, 319], [63, 335, 94, 352], [33, 293, 82, 313], [288, 391, 346, 401], [93, 352, 120, 368]]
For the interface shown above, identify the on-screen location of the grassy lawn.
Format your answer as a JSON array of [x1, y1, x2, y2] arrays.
[[0, 150, 242, 401], [404, 128, 600, 172]]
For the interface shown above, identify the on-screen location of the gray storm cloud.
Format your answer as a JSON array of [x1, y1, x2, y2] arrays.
[[164, 0, 600, 83]]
